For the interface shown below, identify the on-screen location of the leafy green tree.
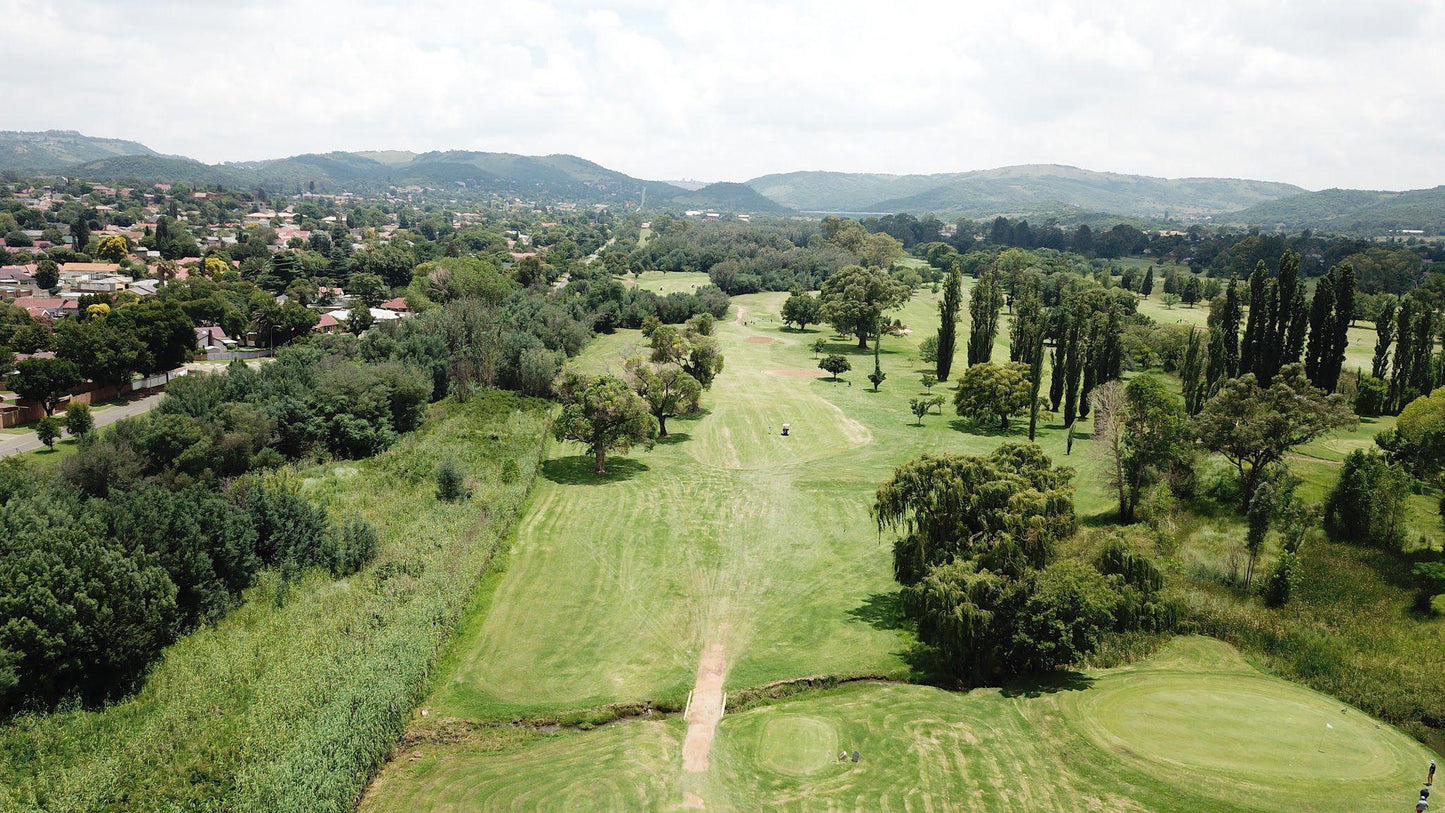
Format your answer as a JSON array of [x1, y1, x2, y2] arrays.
[[94, 234, 130, 263], [919, 334, 940, 367], [1162, 292, 1180, 309], [1192, 365, 1356, 501], [966, 267, 1004, 365], [953, 361, 1034, 430], [820, 265, 909, 350], [626, 359, 702, 437], [1371, 294, 1398, 379], [111, 300, 195, 374], [53, 317, 146, 388], [1091, 375, 1187, 523], [809, 336, 827, 357], [553, 371, 658, 473], [34, 258, 59, 291], [875, 443, 1076, 584], [1140, 267, 1153, 296], [35, 416, 61, 448], [780, 289, 822, 331], [819, 354, 851, 382], [909, 398, 930, 424], [1262, 551, 1301, 607], [348, 272, 389, 308], [7, 357, 82, 415], [346, 306, 375, 335], [1325, 450, 1413, 551], [64, 402, 94, 437], [936, 264, 962, 380]]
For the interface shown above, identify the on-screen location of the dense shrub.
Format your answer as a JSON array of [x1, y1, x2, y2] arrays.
[[1324, 450, 1413, 550]]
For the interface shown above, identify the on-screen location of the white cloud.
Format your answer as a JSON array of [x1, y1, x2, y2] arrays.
[[2, 0, 1444, 189]]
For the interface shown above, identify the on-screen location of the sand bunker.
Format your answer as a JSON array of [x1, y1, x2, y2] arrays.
[[744, 336, 775, 344]]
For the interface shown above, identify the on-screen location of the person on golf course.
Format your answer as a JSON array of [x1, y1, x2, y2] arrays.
[[1430, 759, 1436, 786]]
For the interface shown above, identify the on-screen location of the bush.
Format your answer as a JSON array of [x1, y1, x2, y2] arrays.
[[1413, 561, 1445, 614], [1262, 551, 1301, 607], [435, 457, 469, 502], [1354, 374, 1388, 417]]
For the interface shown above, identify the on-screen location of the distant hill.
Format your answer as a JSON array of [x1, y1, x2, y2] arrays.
[[1, 132, 798, 209], [0, 130, 157, 171], [665, 182, 789, 213], [1224, 186, 1445, 235], [746, 165, 1305, 219]]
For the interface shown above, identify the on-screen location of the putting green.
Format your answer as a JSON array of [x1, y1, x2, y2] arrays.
[[1081, 674, 1403, 780], [756, 715, 839, 776]]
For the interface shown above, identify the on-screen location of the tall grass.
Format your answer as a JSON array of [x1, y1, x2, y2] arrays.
[[0, 390, 551, 812]]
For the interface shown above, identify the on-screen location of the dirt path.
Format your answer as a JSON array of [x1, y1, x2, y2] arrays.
[[733, 306, 747, 326], [681, 638, 728, 775]]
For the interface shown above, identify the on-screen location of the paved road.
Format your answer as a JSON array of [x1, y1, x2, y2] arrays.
[[0, 392, 165, 458]]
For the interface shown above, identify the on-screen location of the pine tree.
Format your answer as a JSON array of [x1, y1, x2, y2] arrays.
[[966, 267, 1003, 366], [1140, 267, 1154, 296], [935, 264, 962, 381]]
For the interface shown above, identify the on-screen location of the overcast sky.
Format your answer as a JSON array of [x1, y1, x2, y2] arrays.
[[6, 0, 1445, 190]]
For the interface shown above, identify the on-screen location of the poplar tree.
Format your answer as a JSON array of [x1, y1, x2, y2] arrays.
[[1304, 272, 1337, 386], [1319, 262, 1355, 392], [1180, 326, 1207, 415], [1220, 274, 1242, 377], [1240, 261, 1270, 376], [967, 267, 1004, 366], [1372, 294, 1398, 379], [1009, 276, 1045, 366], [936, 264, 962, 381]]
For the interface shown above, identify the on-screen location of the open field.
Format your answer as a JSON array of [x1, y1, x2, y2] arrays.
[[366, 273, 1439, 810], [627, 270, 711, 295], [367, 638, 1435, 812]]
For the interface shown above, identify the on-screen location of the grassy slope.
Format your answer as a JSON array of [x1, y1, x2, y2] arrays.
[[0, 392, 550, 812]]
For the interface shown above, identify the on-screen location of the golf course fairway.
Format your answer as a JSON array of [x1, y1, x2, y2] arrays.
[[362, 286, 1438, 811]]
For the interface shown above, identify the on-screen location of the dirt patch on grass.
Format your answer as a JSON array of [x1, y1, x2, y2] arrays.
[[764, 369, 815, 377], [682, 638, 728, 774], [744, 336, 774, 344]]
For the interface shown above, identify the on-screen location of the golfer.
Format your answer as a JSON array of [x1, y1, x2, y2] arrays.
[[1430, 760, 1437, 786], [1419, 794, 1429, 812]]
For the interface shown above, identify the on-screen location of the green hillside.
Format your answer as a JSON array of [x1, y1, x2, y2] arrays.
[[748, 164, 1305, 219], [662, 181, 791, 213], [1226, 186, 1445, 234], [0, 130, 157, 171]]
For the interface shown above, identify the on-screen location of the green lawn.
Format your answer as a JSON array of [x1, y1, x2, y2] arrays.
[[366, 637, 1434, 812], [628, 270, 710, 295]]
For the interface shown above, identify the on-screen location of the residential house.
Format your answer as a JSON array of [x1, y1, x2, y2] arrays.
[[12, 297, 79, 320], [379, 296, 413, 315]]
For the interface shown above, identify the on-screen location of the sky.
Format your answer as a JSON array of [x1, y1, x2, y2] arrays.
[[5, 0, 1445, 191]]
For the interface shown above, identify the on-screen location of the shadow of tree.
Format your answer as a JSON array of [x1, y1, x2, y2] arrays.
[[848, 590, 908, 631], [948, 418, 1016, 437], [656, 432, 692, 445], [542, 455, 649, 485], [998, 670, 1096, 698]]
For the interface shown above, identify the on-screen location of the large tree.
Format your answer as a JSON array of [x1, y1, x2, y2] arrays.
[[820, 265, 909, 350], [553, 371, 658, 473], [1091, 375, 1188, 522], [874, 443, 1076, 585], [935, 263, 962, 380], [1192, 365, 1356, 500], [780, 289, 823, 332], [966, 267, 1004, 365], [625, 360, 701, 438], [953, 361, 1035, 431], [7, 357, 82, 415]]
